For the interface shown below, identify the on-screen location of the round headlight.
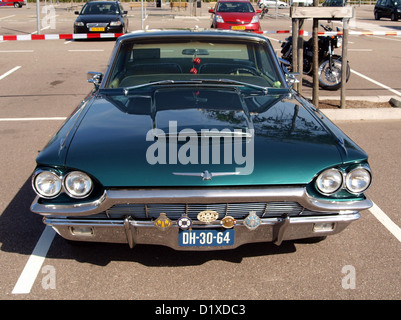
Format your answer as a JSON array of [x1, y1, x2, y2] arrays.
[[345, 167, 371, 194], [33, 171, 62, 199], [316, 168, 343, 195], [64, 171, 93, 199]]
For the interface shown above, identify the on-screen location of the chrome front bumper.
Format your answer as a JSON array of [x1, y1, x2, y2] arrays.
[[32, 186, 371, 250], [44, 212, 360, 250]]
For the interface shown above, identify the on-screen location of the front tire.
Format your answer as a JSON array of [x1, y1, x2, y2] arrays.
[[318, 57, 350, 91]]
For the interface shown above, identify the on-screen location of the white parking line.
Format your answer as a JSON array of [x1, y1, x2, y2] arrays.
[[348, 49, 373, 52], [0, 50, 34, 53], [351, 69, 401, 97], [369, 202, 401, 243], [68, 49, 104, 52], [0, 66, 21, 80], [373, 35, 401, 42], [12, 226, 56, 294], [0, 15, 15, 20]]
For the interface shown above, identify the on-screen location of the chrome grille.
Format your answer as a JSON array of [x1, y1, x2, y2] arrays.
[[107, 202, 304, 220], [86, 23, 108, 28]]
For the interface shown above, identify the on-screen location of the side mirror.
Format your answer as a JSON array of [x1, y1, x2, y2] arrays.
[[123, 10, 128, 15], [256, 9, 261, 13], [285, 72, 301, 87], [208, 9, 215, 13], [87, 71, 103, 89], [74, 11, 79, 15]]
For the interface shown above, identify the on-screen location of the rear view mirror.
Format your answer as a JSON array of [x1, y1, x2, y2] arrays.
[[182, 49, 210, 56]]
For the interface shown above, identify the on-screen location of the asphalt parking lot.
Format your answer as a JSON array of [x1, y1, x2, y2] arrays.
[[1, 2, 401, 303]]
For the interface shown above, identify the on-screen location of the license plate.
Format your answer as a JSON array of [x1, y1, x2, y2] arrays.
[[231, 26, 246, 30], [90, 27, 105, 32], [179, 229, 234, 247]]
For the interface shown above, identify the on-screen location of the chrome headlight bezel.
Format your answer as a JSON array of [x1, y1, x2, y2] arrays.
[[63, 171, 93, 199], [315, 168, 343, 196], [315, 164, 372, 197], [32, 169, 94, 200], [345, 166, 372, 195], [32, 170, 62, 199]]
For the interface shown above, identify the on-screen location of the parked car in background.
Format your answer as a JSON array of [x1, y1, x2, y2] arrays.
[[290, 0, 313, 6], [30, 30, 373, 250], [374, 0, 401, 21], [209, 0, 261, 32], [322, 0, 347, 6], [257, 0, 289, 8], [73, 0, 128, 34], [0, 0, 26, 8]]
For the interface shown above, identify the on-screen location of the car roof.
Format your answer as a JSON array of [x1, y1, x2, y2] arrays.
[[85, 0, 120, 3], [216, 0, 253, 2]]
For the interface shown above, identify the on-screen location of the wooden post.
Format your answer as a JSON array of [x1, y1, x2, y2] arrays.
[[340, 18, 349, 109], [297, 19, 304, 95], [292, 18, 299, 92], [290, 5, 354, 108], [312, 18, 319, 108]]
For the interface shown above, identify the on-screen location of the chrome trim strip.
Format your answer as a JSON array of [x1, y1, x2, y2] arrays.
[[31, 187, 372, 217]]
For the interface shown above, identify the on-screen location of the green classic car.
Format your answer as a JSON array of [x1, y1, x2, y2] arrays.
[[31, 30, 372, 250]]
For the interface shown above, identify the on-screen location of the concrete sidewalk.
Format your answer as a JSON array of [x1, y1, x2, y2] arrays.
[[321, 107, 401, 121]]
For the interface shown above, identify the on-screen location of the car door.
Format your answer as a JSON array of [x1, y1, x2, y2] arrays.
[[376, 0, 385, 16], [383, 0, 393, 17]]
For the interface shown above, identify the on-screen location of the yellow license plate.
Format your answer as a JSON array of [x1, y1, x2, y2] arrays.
[[231, 26, 246, 30], [90, 27, 105, 32]]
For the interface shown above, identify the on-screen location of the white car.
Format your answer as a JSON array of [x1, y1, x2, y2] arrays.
[[257, 0, 289, 7]]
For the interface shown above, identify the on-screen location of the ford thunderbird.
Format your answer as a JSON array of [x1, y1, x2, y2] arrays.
[[31, 30, 372, 250]]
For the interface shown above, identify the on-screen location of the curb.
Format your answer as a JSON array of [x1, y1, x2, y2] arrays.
[[321, 107, 401, 121]]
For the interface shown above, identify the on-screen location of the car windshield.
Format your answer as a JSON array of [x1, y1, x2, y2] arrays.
[[217, 2, 255, 12], [80, 3, 119, 15], [105, 38, 284, 90]]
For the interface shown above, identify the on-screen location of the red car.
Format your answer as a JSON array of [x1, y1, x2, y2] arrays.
[[209, 0, 261, 32], [0, 0, 26, 8]]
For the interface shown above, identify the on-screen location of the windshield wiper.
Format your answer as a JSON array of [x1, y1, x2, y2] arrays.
[[194, 78, 269, 94], [123, 78, 269, 96], [123, 80, 177, 96]]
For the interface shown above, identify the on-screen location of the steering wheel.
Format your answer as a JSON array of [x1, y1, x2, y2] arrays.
[[227, 67, 259, 76]]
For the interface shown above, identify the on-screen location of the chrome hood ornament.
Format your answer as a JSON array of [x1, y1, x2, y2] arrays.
[[173, 170, 239, 181]]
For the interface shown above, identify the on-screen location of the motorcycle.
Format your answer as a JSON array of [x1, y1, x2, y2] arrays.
[[280, 24, 350, 91], [259, 4, 269, 19]]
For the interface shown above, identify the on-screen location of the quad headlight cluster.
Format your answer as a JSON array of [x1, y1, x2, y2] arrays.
[[32, 169, 93, 199], [316, 165, 372, 196]]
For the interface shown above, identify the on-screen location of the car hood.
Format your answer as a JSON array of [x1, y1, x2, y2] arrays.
[[75, 14, 121, 23], [38, 88, 367, 187], [218, 12, 256, 23]]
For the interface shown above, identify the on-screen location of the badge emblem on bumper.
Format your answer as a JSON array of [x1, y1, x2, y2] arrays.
[[154, 213, 172, 230], [221, 216, 236, 229], [177, 214, 192, 230], [244, 211, 261, 230], [197, 210, 219, 223]]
